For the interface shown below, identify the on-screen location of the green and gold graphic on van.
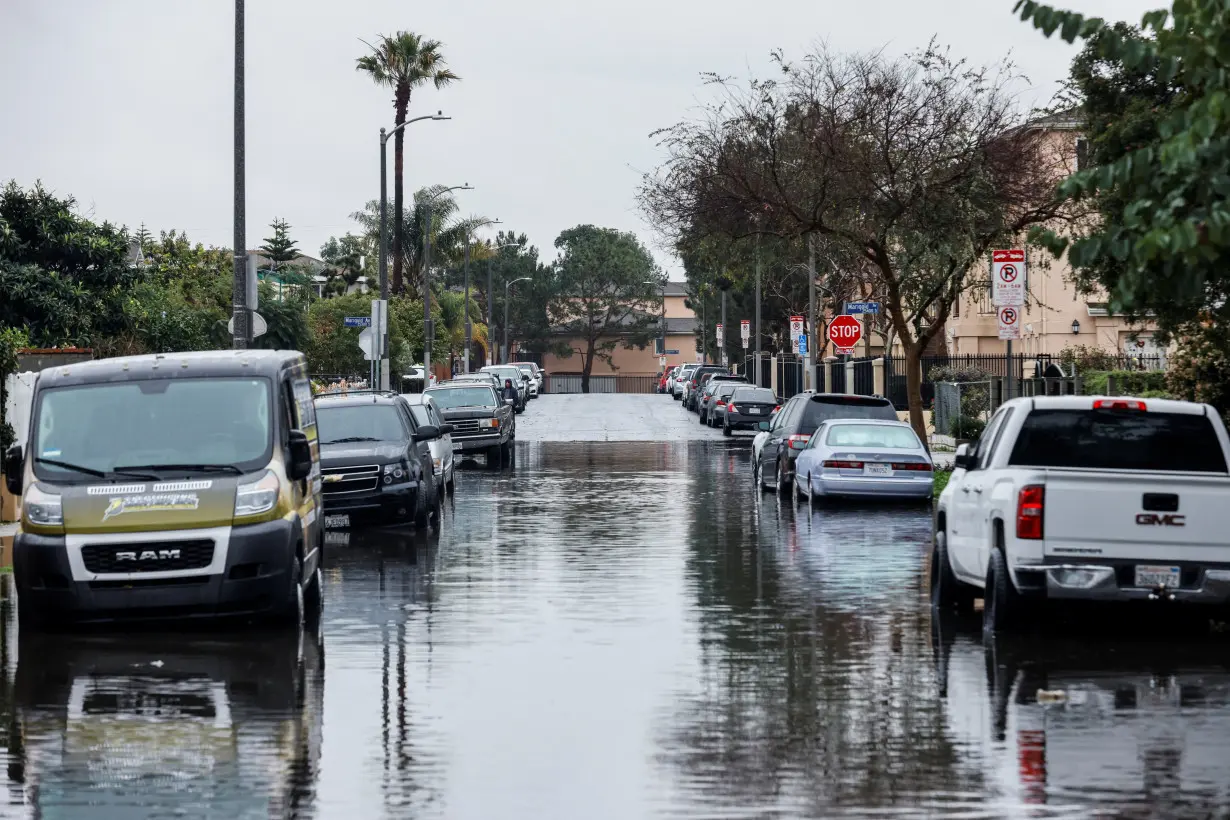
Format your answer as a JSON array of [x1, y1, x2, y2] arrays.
[[55, 478, 240, 533], [103, 492, 201, 521]]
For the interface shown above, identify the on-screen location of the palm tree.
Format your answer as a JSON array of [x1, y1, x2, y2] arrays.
[[356, 32, 460, 295], [350, 185, 489, 291]]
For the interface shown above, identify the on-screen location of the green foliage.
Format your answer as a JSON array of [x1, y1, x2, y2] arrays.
[[1058, 344, 1119, 372], [0, 326, 29, 451], [951, 415, 986, 441], [932, 466, 952, 498], [549, 225, 662, 381], [928, 364, 992, 418], [320, 234, 369, 296], [1016, 1, 1230, 335], [303, 292, 441, 381], [1166, 323, 1230, 421], [260, 218, 299, 264], [1082, 369, 1168, 396]]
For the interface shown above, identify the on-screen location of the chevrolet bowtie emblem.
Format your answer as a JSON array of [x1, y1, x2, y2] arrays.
[[323, 474, 343, 483]]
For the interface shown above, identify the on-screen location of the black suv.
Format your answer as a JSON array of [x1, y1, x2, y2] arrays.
[[755, 393, 898, 494], [425, 381, 517, 467], [314, 391, 447, 528]]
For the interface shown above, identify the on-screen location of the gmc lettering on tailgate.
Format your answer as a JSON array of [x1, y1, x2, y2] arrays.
[[1136, 513, 1186, 527]]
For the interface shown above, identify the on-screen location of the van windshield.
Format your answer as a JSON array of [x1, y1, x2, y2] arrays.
[[33, 378, 271, 481]]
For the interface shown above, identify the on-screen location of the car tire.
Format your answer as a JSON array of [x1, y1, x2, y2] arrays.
[[930, 530, 974, 614], [722, 422, 732, 437], [776, 458, 790, 497], [275, 555, 305, 627], [446, 470, 456, 495], [304, 566, 324, 624], [698, 411, 707, 426], [984, 548, 1023, 635], [486, 444, 503, 468], [501, 439, 513, 463], [757, 456, 773, 494], [17, 597, 50, 633], [413, 484, 430, 529], [795, 472, 809, 503]]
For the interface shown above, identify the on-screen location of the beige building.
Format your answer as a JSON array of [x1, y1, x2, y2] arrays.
[[539, 283, 699, 376]]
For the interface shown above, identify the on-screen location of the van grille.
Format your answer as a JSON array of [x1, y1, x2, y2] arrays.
[[81, 540, 215, 573]]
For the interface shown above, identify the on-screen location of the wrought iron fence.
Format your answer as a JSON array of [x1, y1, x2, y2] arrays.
[[828, 360, 847, 394], [933, 381, 993, 436], [852, 358, 875, 396]]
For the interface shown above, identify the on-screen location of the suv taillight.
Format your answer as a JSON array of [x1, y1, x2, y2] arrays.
[[1016, 485, 1044, 540]]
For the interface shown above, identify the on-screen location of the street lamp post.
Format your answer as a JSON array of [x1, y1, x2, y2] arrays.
[[488, 241, 520, 368], [232, 0, 248, 350], [378, 111, 449, 389], [504, 277, 531, 364], [420, 183, 472, 385], [463, 219, 501, 373]]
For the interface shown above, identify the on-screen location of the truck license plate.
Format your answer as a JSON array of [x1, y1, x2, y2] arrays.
[[864, 463, 892, 476], [1135, 565, 1180, 588], [324, 514, 350, 529]]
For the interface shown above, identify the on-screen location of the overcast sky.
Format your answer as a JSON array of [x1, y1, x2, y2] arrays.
[[2, 0, 1158, 276]]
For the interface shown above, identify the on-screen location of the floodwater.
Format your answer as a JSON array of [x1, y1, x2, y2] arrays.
[[0, 395, 1228, 818]]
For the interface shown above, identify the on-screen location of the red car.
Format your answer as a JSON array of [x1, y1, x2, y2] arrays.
[[657, 370, 669, 393]]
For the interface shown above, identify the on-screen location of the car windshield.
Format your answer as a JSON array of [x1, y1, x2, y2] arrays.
[[33, 377, 271, 480], [714, 384, 740, 398], [483, 367, 523, 383], [316, 404, 406, 444], [732, 387, 775, 403], [826, 424, 920, 449], [1008, 408, 1228, 472], [427, 386, 499, 409]]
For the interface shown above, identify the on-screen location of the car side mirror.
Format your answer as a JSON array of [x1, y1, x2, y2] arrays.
[[286, 431, 312, 481], [439, 423, 455, 436], [522, 375, 530, 381], [757, 421, 770, 431], [413, 424, 441, 442], [4, 445, 24, 496], [953, 443, 974, 471]]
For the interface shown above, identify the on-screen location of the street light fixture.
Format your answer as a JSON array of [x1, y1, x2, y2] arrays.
[[503, 277, 532, 364], [377, 110, 449, 388], [420, 183, 473, 384], [463, 219, 502, 372]]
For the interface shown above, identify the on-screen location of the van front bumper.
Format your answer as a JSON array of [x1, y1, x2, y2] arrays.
[[13, 519, 296, 624]]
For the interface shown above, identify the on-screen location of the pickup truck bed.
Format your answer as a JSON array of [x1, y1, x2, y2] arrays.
[[933, 395, 1230, 632]]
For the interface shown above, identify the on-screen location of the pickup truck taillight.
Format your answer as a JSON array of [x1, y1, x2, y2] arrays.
[[1016, 485, 1045, 539], [1093, 398, 1146, 410]]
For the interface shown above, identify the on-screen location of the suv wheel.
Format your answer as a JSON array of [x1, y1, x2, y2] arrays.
[[413, 484, 430, 529]]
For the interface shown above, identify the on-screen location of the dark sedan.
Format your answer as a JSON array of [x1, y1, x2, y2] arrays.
[[721, 386, 779, 436]]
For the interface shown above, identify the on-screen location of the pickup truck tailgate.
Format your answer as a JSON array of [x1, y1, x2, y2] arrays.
[[1043, 471, 1230, 558]]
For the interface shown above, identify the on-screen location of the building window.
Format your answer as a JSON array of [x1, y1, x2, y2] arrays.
[[1076, 138, 1089, 171]]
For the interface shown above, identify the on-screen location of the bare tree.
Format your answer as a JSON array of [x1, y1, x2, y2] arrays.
[[641, 42, 1078, 439]]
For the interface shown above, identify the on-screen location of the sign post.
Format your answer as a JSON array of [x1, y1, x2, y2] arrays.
[[993, 249, 1026, 400], [827, 315, 862, 356], [789, 316, 804, 355]]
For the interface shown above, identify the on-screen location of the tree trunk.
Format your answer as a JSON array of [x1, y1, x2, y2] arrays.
[[582, 340, 596, 394], [392, 115, 406, 295], [904, 343, 928, 449]]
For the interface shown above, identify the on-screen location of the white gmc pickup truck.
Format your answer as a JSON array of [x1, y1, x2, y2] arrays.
[[932, 395, 1230, 632]]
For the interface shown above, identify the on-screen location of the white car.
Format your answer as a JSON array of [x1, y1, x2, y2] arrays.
[[672, 365, 698, 400], [401, 392, 456, 496], [933, 395, 1230, 633], [511, 362, 542, 398], [664, 366, 682, 395]]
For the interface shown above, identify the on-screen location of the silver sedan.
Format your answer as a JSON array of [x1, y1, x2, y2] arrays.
[[791, 419, 933, 501]]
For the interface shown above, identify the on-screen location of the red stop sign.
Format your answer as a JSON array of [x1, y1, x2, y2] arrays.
[[828, 315, 863, 347]]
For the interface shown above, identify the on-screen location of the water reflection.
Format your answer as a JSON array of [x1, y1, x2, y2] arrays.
[[4, 590, 324, 818], [934, 613, 1230, 818]]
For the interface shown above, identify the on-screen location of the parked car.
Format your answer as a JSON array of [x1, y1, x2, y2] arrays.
[[510, 362, 542, 398], [792, 419, 933, 502], [401, 392, 456, 496], [724, 386, 779, 437], [684, 366, 728, 411], [313, 391, 444, 529], [672, 365, 698, 401], [754, 392, 899, 494], [449, 372, 502, 390], [424, 381, 516, 467], [3, 350, 324, 629], [480, 365, 530, 413], [665, 366, 682, 395], [933, 395, 1230, 633], [707, 381, 755, 429], [657, 371, 669, 394], [700, 376, 749, 424]]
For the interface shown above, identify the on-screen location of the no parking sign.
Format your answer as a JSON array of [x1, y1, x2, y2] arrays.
[[997, 305, 1021, 340]]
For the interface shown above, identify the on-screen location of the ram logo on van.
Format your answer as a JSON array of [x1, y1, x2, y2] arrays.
[[1136, 513, 1186, 527], [115, 549, 182, 561]]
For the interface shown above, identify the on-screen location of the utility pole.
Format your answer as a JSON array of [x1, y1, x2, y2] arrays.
[[422, 203, 434, 383], [754, 235, 762, 386], [807, 234, 817, 391], [720, 287, 727, 368], [463, 237, 472, 373], [231, 0, 248, 349], [487, 255, 494, 366]]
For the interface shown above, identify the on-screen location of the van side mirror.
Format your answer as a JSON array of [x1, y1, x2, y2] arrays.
[[953, 443, 974, 471], [287, 430, 313, 481], [3, 445, 23, 496]]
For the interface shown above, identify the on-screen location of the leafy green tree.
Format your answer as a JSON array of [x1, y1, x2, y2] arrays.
[[548, 225, 661, 392], [260, 218, 299, 266], [356, 33, 460, 295], [483, 232, 560, 362], [320, 234, 369, 297], [1015, 0, 1230, 332]]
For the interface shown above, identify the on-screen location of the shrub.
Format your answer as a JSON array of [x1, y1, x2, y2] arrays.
[[1167, 323, 1230, 422], [1059, 344, 1119, 372], [929, 365, 992, 419], [1083, 369, 1168, 397], [951, 414, 986, 441]]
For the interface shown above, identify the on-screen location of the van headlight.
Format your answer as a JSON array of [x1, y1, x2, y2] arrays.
[[24, 484, 63, 527], [234, 470, 280, 517]]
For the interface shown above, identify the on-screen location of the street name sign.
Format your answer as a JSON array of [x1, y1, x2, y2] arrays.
[[344, 316, 372, 328], [845, 302, 880, 314]]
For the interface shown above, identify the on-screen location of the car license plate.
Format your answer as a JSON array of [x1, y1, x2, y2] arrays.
[[864, 463, 892, 476], [1135, 565, 1180, 588], [748, 407, 762, 414], [324, 530, 351, 547], [324, 514, 350, 529]]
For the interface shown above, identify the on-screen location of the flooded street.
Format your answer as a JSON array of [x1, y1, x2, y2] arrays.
[[0, 395, 1229, 817]]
